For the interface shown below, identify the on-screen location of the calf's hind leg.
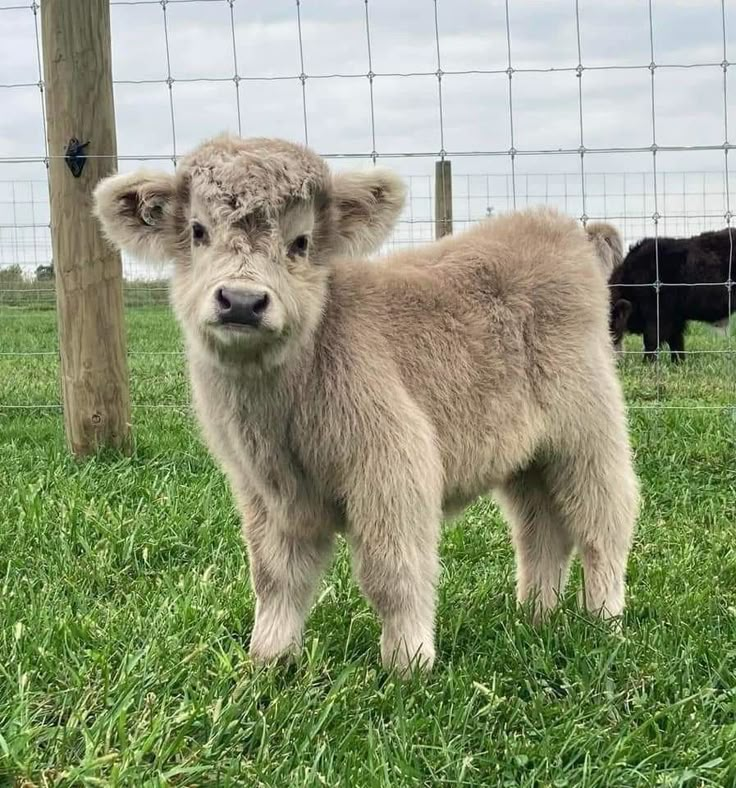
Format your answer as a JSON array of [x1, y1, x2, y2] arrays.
[[496, 464, 575, 619], [545, 422, 638, 618]]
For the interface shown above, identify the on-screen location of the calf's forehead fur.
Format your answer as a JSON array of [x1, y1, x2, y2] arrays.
[[180, 135, 330, 222]]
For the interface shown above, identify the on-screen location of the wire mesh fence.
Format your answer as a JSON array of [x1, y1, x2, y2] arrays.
[[0, 0, 734, 418]]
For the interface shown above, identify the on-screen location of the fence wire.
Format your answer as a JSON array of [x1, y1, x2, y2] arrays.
[[0, 0, 734, 418]]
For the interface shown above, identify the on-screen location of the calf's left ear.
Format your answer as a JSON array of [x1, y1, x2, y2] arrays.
[[330, 168, 406, 257]]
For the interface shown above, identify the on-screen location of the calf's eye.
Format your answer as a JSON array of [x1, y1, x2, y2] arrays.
[[289, 234, 310, 257], [191, 221, 208, 244]]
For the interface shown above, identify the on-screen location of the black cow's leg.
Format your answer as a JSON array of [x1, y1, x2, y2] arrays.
[[668, 326, 685, 363], [642, 321, 659, 363]]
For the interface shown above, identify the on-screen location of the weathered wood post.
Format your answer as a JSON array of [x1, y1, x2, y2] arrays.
[[41, 0, 131, 455], [434, 159, 453, 239]]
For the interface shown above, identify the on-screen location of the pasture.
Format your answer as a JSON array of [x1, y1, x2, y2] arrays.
[[1, 304, 735, 786]]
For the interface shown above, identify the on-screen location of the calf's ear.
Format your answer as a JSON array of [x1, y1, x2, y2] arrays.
[[330, 168, 406, 257], [93, 170, 183, 263]]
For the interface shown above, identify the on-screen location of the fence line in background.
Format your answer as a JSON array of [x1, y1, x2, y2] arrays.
[[3, 169, 735, 277], [0, 0, 733, 426]]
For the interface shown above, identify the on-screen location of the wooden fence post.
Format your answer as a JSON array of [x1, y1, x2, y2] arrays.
[[41, 0, 131, 456], [434, 159, 453, 239]]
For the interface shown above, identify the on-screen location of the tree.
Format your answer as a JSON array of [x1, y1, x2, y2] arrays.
[[0, 264, 24, 283]]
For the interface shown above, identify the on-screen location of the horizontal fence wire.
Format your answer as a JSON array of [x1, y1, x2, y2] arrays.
[[0, 0, 733, 417]]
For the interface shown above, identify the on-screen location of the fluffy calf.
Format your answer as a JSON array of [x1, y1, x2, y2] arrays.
[[610, 228, 735, 361], [94, 135, 639, 675]]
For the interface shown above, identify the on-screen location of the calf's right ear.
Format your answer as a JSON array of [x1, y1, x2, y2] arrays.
[[93, 170, 182, 263]]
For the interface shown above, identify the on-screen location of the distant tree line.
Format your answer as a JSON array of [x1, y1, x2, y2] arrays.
[[0, 263, 54, 283], [0, 263, 168, 309]]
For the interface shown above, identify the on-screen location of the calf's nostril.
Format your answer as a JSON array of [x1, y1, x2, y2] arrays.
[[252, 292, 270, 315], [215, 287, 232, 311]]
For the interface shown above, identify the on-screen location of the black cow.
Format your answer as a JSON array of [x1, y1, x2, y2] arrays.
[[609, 228, 735, 362]]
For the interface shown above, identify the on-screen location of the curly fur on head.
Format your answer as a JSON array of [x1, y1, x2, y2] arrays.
[[181, 135, 332, 226]]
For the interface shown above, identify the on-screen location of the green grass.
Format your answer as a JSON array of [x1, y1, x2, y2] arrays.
[[1, 306, 735, 786]]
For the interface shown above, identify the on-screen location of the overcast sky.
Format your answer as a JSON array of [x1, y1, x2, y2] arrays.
[[1, 0, 735, 273]]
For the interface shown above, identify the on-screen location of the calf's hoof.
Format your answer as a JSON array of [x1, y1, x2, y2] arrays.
[[249, 630, 300, 667], [380, 631, 435, 678]]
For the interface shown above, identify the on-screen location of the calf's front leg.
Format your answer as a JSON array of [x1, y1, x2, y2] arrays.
[[241, 496, 335, 664]]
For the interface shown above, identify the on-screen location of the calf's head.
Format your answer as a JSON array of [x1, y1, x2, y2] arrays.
[[93, 135, 405, 364]]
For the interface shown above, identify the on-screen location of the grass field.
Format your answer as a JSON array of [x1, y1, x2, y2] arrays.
[[1, 305, 735, 786]]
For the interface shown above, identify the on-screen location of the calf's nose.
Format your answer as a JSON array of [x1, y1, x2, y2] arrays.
[[215, 286, 270, 327]]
